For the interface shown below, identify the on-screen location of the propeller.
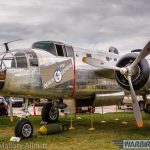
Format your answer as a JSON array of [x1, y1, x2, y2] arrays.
[[82, 41, 150, 128]]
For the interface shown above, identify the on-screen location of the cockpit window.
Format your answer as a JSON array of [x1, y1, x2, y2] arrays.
[[65, 46, 74, 57], [32, 42, 56, 56], [55, 44, 64, 56]]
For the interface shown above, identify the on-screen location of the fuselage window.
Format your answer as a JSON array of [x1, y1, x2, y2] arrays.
[[55, 44, 64, 56], [32, 42, 56, 56], [86, 53, 92, 57], [106, 57, 110, 61], [30, 58, 38, 66], [65, 46, 74, 57]]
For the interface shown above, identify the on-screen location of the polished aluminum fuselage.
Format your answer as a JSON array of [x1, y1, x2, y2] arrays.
[[0, 47, 123, 100]]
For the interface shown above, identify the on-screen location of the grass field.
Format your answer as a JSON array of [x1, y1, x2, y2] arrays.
[[0, 112, 150, 150]]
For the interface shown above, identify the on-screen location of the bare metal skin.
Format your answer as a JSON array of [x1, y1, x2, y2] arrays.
[[0, 40, 149, 108], [0, 41, 122, 102]]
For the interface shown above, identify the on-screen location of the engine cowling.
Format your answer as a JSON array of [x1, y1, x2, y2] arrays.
[[115, 53, 150, 91]]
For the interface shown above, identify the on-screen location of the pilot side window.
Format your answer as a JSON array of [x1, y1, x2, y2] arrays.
[[55, 44, 64, 56], [65, 46, 74, 57]]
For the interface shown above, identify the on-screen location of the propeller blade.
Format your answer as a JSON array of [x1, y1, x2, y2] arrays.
[[9, 98, 13, 122], [82, 57, 121, 71], [127, 75, 143, 128], [130, 41, 150, 68]]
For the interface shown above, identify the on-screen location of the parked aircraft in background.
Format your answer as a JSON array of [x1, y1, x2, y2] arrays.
[[0, 40, 149, 139]]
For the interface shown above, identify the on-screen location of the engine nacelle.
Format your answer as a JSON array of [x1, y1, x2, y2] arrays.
[[94, 92, 124, 106], [115, 53, 150, 90]]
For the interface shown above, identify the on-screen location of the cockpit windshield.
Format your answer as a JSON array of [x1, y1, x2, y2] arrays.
[[32, 42, 56, 56]]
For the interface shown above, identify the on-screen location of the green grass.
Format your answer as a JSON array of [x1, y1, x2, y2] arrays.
[[0, 112, 150, 150]]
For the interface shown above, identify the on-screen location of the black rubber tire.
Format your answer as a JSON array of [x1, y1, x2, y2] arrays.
[[15, 118, 33, 139], [138, 100, 145, 111], [41, 103, 59, 123]]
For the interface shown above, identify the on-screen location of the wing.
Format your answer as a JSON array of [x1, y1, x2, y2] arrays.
[[82, 57, 117, 79], [94, 68, 115, 79]]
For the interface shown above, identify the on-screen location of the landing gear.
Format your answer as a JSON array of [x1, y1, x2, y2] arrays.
[[144, 104, 150, 114], [15, 118, 33, 139], [42, 102, 59, 123], [14, 99, 61, 139], [142, 95, 150, 114], [138, 100, 145, 111]]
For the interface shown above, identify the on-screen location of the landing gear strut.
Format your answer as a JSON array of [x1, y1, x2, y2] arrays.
[[142, 95, 150, 114], [42, 102, 59, 123], [138, 100, 145, 111]]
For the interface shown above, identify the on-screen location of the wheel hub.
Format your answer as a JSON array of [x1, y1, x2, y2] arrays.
[[22, 124, 32, 138], [49, 107, 58, 120]]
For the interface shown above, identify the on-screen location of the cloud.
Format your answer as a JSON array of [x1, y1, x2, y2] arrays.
[[0, 0, 150, 54]]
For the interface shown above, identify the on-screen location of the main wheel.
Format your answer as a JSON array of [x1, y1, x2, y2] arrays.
[[15, 118, 33, 139], [42, 103, 59, 123]]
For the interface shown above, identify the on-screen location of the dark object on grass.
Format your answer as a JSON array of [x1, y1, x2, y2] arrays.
[[39, 123, 69, 135]]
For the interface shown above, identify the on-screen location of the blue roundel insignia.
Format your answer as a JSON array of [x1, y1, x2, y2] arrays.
[[54, 70, 62, 83]]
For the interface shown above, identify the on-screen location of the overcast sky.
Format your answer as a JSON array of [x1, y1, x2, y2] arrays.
[[0, 0, 150, 54]]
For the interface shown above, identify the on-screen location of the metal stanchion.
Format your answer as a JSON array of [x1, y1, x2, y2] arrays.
[[115, 105, 119, 121], [69, 114, 75, 130], [122, 105, 128, 125], [88, 106, 96, 131], [101, 106, 106, 123]]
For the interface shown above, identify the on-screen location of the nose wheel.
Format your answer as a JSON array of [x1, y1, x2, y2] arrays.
[[15, 118, 33, 139]]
